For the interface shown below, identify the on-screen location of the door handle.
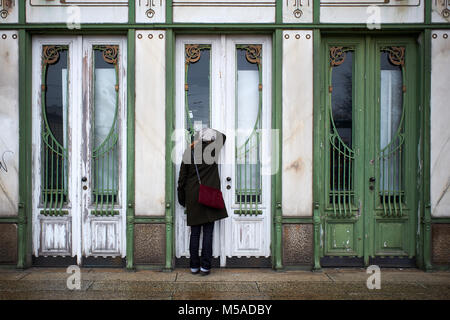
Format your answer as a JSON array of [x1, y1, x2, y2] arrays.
[[81, 177, 87, 182], [226, 185, 231, 190], [369, 177, 376, 183], [226, 177, 231, 182]]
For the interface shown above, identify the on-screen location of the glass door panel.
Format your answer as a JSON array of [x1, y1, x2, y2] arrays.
[[41, 46, 69, 214], [185, 44, 211, 132], [378, 48, 405, 215], [92, 46, 120, 213], [235, 45, 262, 213], [329, 48, 356, 217]]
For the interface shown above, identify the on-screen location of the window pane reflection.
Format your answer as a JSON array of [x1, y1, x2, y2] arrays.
[[186, 46, 211, 131]]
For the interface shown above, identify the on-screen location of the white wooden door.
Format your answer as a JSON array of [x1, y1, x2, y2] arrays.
[[32, 36, 127, 265], [175, 35, 272, 267]]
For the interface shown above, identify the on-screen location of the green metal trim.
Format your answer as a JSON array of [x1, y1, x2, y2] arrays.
[[165, 29, 175, 271], [2, 24, 450, 31], [18, 30, 32, 269], [275, 0, 282, 24], [363, 35, 373, 267], [128, 0, 136, 24], [281, 217, 313, 224], [18, 0, 25, 24], [166, 0, 173, 24], [0, 218, 19, 224], [234, 210, 263, 216], [134, 217, 166, 224], [312, 29, 322, 271], [90, 210, 120, 217], [422, 29, 432, 272], [135, 265, 165, 271], [272, 29, 283, 271], [40, 210, 69, 216], [126, 29, 136, 270], [431, 218, 450, 224], [424, 0, 432, 25], [313, 0, 320, 24]]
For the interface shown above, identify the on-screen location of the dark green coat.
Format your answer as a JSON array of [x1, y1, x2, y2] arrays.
[[177, 133, 228, 226]]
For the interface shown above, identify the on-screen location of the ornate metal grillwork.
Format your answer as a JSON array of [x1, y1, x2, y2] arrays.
[[377, 46, 406, 217], [328, 46, 357, 218]]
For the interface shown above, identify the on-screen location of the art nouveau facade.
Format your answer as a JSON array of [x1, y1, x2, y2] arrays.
[[0, 1, 449, 271]]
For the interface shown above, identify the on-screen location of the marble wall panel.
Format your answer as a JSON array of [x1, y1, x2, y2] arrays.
[[431, 30, 450, 218], [282, 30, 313, 217], [432, 0, 450, 23], [0, 30, 19, 217], [136, 0, 165, 23], [173, 0, 275, 23], [26, 0, 128, 24], [283, 0, 313, 23], [320, 0, 424, 24], [0, 0, 18, 23], [135, 30, 166, 216]]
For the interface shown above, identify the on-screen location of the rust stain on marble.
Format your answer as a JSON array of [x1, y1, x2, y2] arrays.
[[285, 157, 303, 173]]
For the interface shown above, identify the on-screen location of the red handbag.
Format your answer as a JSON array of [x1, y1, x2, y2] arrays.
[[198, 184, 225, 209], [192, 151, 225, 209]]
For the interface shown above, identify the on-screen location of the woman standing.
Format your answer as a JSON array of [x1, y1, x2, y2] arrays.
[[177, 128, 228, 276]]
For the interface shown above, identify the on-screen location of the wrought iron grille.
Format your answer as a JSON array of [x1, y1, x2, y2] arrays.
[[328, 46, 357, 218], [377, 46, 406, 217]]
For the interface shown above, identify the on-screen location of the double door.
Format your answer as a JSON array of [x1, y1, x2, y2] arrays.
[[32, 36, 127, 264], [174, 35, 272, 266], [320, 36, 419, 265]]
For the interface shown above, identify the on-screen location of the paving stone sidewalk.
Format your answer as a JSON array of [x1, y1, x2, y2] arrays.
[[0, 267, 449, 300]]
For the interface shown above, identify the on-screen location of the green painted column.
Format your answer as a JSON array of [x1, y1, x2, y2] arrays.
[[422, 29, 433, 272], [18, 0, 26, 24], [166, 0, 173, 24], [313, 0, 320, 24], [128, 0, 136, 24], [425, 0, 432, 25], [126, 29, 136, 270], [275, 0, 282, 24], [165, 29, 175, 271], [312, 29, 322, 271], [17, 29, 32, 269], [273, 29, 283, 271]]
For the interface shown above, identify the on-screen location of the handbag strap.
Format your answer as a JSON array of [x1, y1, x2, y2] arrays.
[[191, 149, 201, 184]]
